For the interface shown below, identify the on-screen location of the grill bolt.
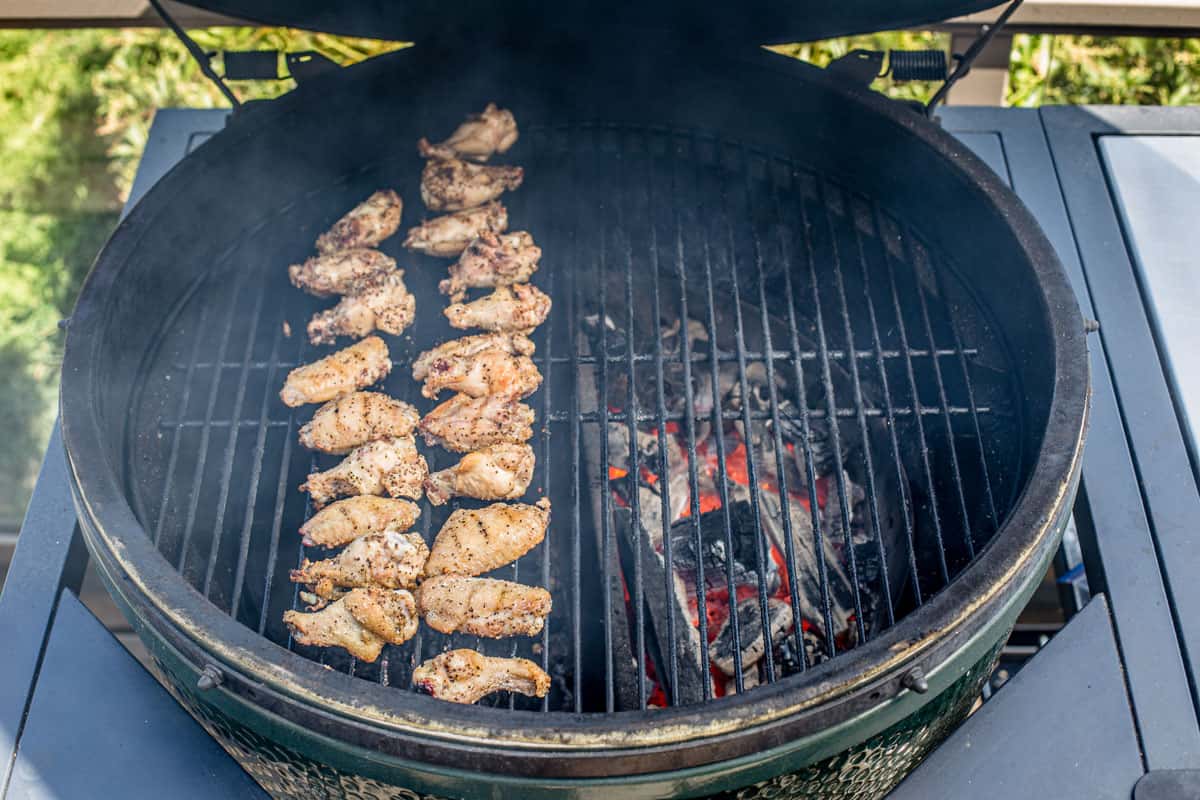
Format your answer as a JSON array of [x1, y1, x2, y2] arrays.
[[900, 666, 929, 694], [197, 664, 225, 691]]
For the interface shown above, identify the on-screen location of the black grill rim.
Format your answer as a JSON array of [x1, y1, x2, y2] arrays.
[[60, 44, 1089, 776]]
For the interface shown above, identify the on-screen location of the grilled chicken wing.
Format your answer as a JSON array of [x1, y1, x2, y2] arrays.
[[424, 498, 550, 577], [306, 271, 416, 345], [291, 530, 429, 599], [284, 587, 417, 662], [417, 104, 518, 163], [420, 158, 523, 213], [299, 391, 419, 455], [444, 284, 551, 334], [288, 248, 395, 298], [418, 575, 551, 638], [419, 393, 535, 453], [316, 189, 403, 254], [413, 649, 550, 704], [403, 202, 507, 258], [439, 231, 541, 301], [412, 332, 535, 382], [299, 496, 420, 548], [300, 435, 428, 507], [425, 443, 535, 506], [419, 350, 541, 400], [280, 336, 391, 408]]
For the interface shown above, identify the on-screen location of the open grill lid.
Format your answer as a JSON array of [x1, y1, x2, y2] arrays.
[[176, 0, 1004, 44]]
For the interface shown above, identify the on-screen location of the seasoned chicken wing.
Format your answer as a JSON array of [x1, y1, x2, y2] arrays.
[[418, 575, 551, 638], [291, 530, 429, 599], [403, 202, 508, 258], [444, 284, 551, 334], [316, 189, 403, 254], [424, 498, 550, 577], [413, 649, 550, 704], [439, 231, 541, 301], [417, 104, 518, 163], [307, 271, 416, 345], [299, 496, 420, 548], [288, 248, 395, 298], [419, 393, 535, 453], [280, 336, 391, 408], [420, 158, 523, 212], [283, 587, 417, 662], [412, 332, 535, 382], [419, 350, 541, 400], [425, 443, 535, 506], [300, 435, 428, 507], [299, 391, 419, 455]]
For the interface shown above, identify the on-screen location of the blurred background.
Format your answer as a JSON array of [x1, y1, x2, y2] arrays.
[[1, 22, 1198, 551]]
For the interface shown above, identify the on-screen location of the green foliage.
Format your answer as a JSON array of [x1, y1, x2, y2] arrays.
[[1009, 34, 1200, 106]]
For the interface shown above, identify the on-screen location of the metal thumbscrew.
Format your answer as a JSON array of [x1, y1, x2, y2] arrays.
[[1084, 318, 1100, 333], [901, 667, 929, 694], [197, 664, 225, 691]]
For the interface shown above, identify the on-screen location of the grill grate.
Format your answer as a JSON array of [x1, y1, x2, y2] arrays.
[[128, 122, 1022, 713]]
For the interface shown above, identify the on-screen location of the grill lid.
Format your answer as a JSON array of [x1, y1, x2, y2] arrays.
[[175, 0, 1004, 44]]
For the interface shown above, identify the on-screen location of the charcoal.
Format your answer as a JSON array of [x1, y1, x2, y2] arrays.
[[668, 501, 781, 595], [711, 598, 794, 676]]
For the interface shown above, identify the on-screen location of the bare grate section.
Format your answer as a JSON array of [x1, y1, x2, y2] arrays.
[[126, 122, 1023, 713]]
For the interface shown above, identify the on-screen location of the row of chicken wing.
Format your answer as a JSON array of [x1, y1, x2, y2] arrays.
[[278, 105, 554, 704]]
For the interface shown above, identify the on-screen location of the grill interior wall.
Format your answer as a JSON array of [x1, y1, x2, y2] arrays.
[[126, 123, 1023, 713]]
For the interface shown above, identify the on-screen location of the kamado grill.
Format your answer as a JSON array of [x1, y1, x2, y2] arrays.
[[59, 1, 1090, 797]]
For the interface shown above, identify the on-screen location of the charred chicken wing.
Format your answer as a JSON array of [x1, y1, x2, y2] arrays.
[[419, 393, 535, 453], [307, 271, 416, 345], [299, 391, 419, 454], [403, 202, 508, 258], [444, 284, 551, 334], [424, 498, 550, 576], [300, 435, 428, 507], [424, 443, 535, 506], [413, 649, 550, 704], [299, 496, 420, 548], [288, 248, 395, 298], [417, 575, 551, 638], [316, 189, 403, 254], [439, 231, 541, 301], [419, 349, 541, 400], [417, 104, 518, 162], [291, 530, 429, 598], [280, 336, 391, 408], [283, 587, 417, 662], [420, 157, 523, 212], [412, 332, 534, 382]]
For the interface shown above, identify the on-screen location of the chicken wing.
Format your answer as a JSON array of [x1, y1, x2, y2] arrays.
[[444, 284, 551, 334], [288, 248, 395, 298], [439, 231, 540, 301], [424, 443, 535, 506], [300, 435, 428, 507], [417, 104, 518, 163], [316, 189, 403, 255], [412, 332, 535, 382], [291, 530, 429, 599], [419, 393, 535, 453], [284, 587, 417, 662], [419, 350, 541, 400], [424, 498, 550, 576], [306, 271, 416, 345], [413, 650, 550, 704], [299, 496, 420, 548], [418, 575, 551, 638], [299, 391, 419, 455], [280, 336, 391, 408], [403, 202, 508, 258], [420, 158, 523, 212]]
